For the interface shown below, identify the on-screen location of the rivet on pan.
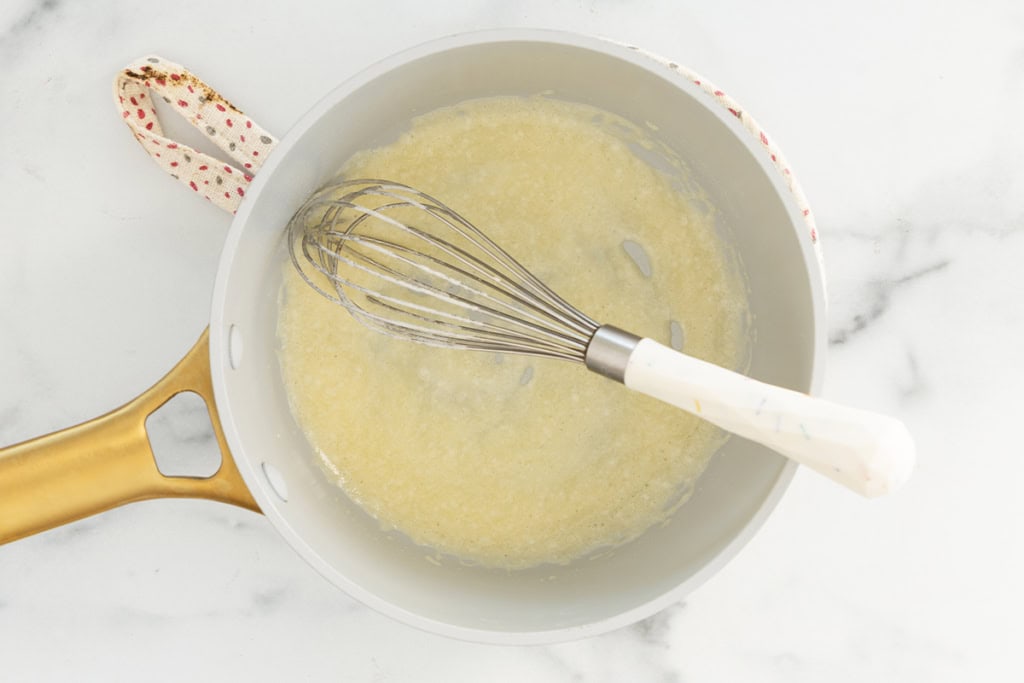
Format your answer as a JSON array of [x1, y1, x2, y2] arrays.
[[228, 324, 243, 369], [262, 462, 289, 502]]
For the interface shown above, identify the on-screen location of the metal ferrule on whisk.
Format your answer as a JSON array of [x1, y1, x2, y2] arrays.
[[583, 325, 641, 384]]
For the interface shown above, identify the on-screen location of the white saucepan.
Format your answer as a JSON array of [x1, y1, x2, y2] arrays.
[[0, 29, 827, 644]]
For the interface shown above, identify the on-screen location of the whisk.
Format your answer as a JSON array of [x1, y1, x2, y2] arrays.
[[288, 179, 914, 497]]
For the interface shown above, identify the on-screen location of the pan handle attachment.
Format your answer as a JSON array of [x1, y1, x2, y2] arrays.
[[0, 329, 260, 545]]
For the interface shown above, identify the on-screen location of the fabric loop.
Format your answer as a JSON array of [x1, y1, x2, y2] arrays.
[[114, 55, 279, 214]]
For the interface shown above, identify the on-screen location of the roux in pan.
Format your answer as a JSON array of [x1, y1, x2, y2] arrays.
[[278, 96, 748, 569]]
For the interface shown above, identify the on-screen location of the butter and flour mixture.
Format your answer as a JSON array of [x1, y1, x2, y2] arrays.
[[278, 97, 748, 569]]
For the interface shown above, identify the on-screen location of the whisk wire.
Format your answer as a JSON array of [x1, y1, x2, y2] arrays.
[[322, 233, 590, 346], [352, 183, 597, 334], [305, 234, 588, 356], [287, 180, 599, 362]]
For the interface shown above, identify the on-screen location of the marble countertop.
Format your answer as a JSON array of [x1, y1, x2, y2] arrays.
[[1, 0, 1020, 680]]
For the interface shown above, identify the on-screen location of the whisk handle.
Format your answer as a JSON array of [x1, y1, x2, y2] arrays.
[[622, 338, 915, 497]]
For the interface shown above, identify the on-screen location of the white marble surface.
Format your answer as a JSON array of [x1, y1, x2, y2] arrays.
[[1, 0, 1021, 680]]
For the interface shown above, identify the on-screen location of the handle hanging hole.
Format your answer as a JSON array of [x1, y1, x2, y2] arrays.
[[145, 391, 222, 478]]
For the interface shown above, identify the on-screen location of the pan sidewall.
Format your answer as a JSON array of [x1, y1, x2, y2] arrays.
[[209, 28, 826, 644]]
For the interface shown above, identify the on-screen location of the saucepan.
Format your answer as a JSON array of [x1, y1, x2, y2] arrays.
[[0, 29, 826, 644]]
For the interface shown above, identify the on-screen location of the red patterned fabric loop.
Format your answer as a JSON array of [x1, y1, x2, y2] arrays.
[[114, 55, 278, 214]]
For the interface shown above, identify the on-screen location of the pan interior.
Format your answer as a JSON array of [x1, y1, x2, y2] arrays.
[[211, 32, 823, 642]]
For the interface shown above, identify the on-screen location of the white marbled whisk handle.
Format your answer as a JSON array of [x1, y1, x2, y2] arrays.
[[617, 338, 915, 497]]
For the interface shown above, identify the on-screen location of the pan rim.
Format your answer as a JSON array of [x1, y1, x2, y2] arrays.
[[208, 27, 825, 644]]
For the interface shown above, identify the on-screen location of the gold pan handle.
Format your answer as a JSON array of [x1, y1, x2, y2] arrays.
[[0, 329, 260, 544]]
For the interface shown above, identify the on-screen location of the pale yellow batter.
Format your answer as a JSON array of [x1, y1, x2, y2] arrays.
[[278, 97, 748, 569]]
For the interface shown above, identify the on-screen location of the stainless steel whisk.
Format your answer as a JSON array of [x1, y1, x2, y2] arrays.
[[288, 179, 914, 497]]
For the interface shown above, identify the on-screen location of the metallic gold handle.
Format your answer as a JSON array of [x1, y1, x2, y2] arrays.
[[0, 328, 260, 544]]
